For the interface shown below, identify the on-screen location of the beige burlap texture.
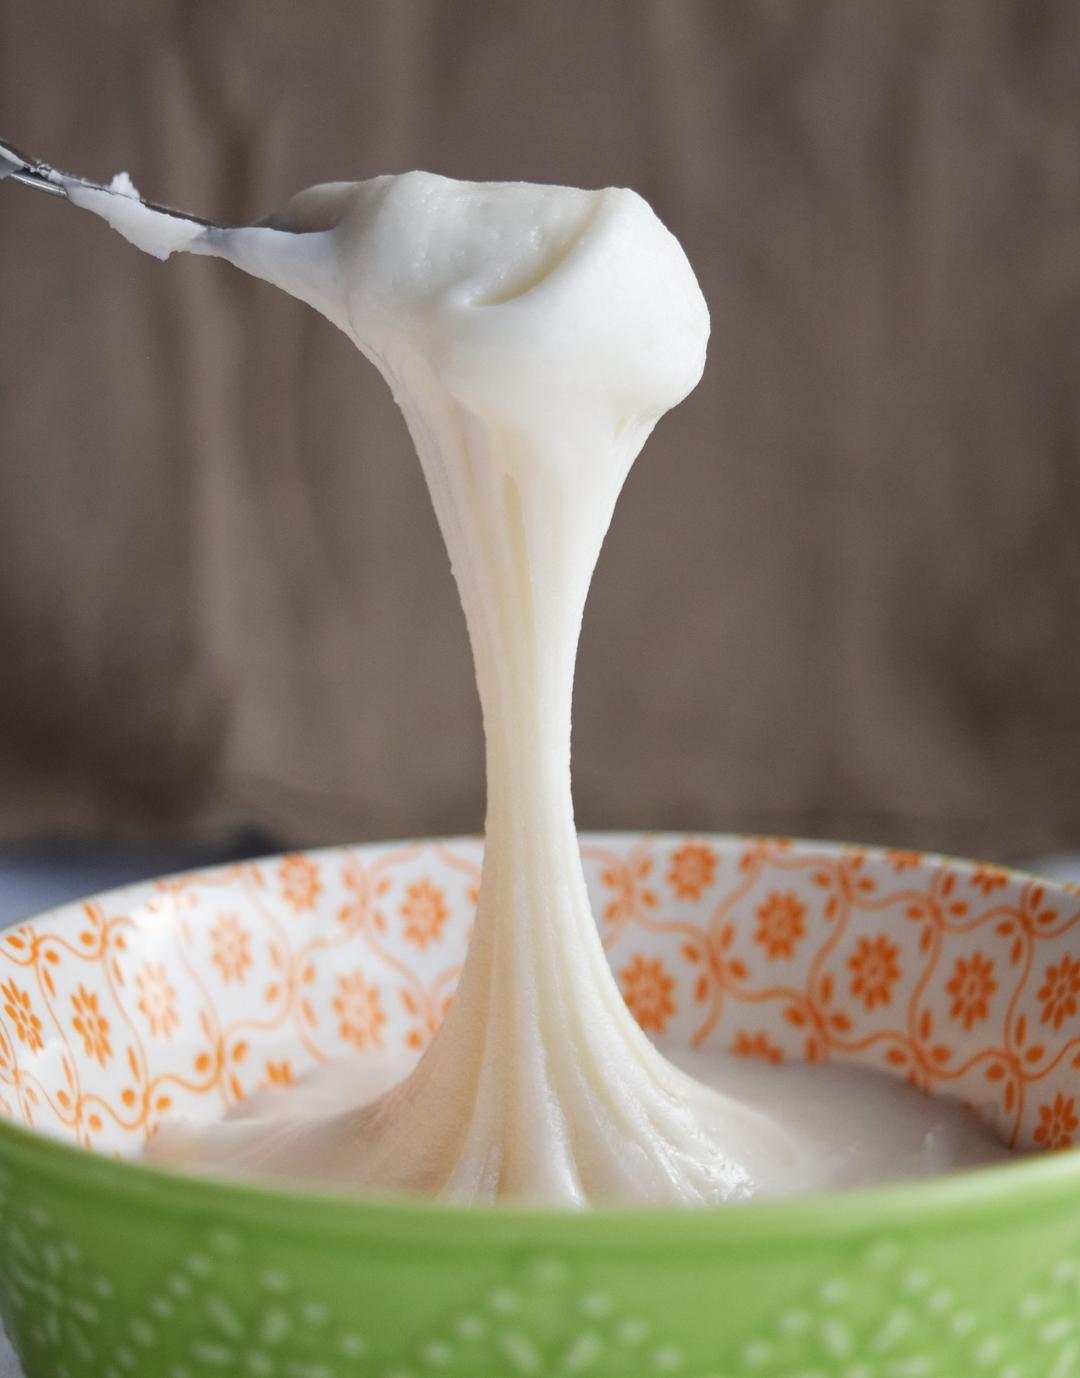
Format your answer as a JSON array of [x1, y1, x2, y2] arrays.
[[2, 1, 1080, 861]]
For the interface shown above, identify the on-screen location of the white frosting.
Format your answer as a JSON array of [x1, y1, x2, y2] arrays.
[[64, 175, 207, 260], [70, 172, 1008, 1205], [217, 1045, 1009, 1194]]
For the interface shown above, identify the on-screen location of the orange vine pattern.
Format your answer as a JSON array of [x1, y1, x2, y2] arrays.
[[0, 835, 1077, 1157]]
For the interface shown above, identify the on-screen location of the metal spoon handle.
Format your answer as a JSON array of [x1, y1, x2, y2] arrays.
[[0, 135, 221, 228], [0, 137, 66, 196]]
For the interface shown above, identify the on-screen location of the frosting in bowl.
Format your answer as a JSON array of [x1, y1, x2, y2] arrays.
[[69, 172, 1007, 1205]]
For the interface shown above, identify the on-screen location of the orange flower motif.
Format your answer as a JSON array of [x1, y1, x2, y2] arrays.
[[969, 866, 1009, 896], [1034, 1093, 1079, 1151], [402, 988, 454, 1052], [667, 843, 717, 901], [848, 935, 901, 1011], [71, 985, 112, 1068], [731, 1030, 782, 1064], [885, 850, 923, 873], [263, 1059, 294, 1088], [754, 891, 806, 960], [601, 856, 658, 926], [620, 955, 676, 1034], [684, 923, 749, 1004], [1038, 954, 1080, 1031], [211, 914, 252, 985], [1, 979, 43, 1054], [278, 854, 322, 914], [333, 971, 386, 1050], [400, 879, 449, 950], [946, 953, 997, 1030], [136, 962, 178, 1040], [812, 853, 876, 919], [738, 837, 793, 873]]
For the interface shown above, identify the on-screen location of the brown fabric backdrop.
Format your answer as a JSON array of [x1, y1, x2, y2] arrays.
[[3, 0, 1080, 861]]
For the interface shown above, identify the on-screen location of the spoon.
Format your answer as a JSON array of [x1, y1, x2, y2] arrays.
[[1, 135, 347, 323], [0, 136, 219, 228]]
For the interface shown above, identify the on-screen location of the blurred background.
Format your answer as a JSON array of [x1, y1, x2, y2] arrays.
[[2, 0, 1080, 921]]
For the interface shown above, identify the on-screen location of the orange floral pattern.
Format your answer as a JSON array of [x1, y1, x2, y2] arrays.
[[0, 836, 1077, 1159], [71, 986, 112, 1068], [2, 980, 43, 1055], [667, 842, 717, 901], [278, 854, 323, 915], [620, 955, 676, 1034], [599, 851, 657, 934], [849, 936, 901, 1011], [400, 879, 448, 950], [136, 962, 178, 1040], [1034, 1093, 1078, 1150], [333, 971, 386, 1050], [211, 914, 252, 986], [682, 922, 749, 1012], [754, 891, 806, 960], [732, 1030, 783, 1063], [970, 865, 1009, 896], [1038, 955, 1080, 1032], [946, 953, 997, 1030], [402, 987, 454, 1052]]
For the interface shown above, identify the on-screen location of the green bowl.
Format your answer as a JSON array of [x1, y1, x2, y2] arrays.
[[1, 833, 1078, 1377]]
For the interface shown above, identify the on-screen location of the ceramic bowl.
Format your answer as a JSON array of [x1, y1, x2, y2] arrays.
[[1, 832, 1078, 1378]]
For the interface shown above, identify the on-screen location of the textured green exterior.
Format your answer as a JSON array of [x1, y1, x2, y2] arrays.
[[2, 1115, 1079, 1377]]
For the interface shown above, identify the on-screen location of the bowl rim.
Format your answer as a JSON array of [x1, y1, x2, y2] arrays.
[[2, 830, 1078, 1247]]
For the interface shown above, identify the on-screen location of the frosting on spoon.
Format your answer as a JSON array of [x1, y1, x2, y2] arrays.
[[69, 171, 1003, 1205]]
